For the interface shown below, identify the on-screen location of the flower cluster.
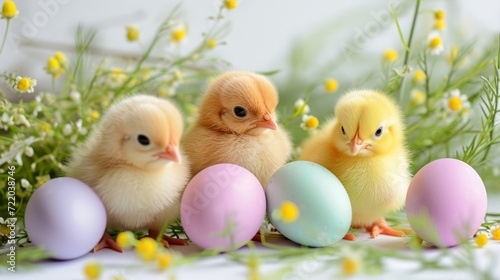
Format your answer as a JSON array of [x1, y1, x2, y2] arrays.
[[475, 224, 500, 248], [45, 51, 68, 79], [83, 232, 176, 279]]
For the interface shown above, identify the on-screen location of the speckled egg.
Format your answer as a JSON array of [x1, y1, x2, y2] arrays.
[[25, 177, 107, 260], [180, 164, 266, 251], [266, 161, 352, 247], [406, 158, 487, 247]]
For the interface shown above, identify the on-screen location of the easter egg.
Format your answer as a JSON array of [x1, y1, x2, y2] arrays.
[[266, 161, 352, 247], [406, 158, 487, 247], [25, 177, 107, 260], [180, 164, 266, 251]]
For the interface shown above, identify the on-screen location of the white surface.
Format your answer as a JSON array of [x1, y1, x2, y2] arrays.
[[3, 193, 500, 280]]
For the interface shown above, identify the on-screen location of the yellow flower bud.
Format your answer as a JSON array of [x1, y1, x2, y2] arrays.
[[54, 51, 68, 67], [17, 77, 30, 91], [126, 25, 140, 42], [413, 70, 426, 82], [135, 237, 158, 262], [325, 78, 339, 93], [171, 26, 187, 43], [434, 19, 446, 30], [280, 201, 299, 223], [434, 10, 445, 20], [2, 0, 18, 19], [207, 38, 217, 49], [475, 233, 488, 248], [157, 252, 173, 271], [342, 257, 360, 275], [492, 227, 500, 240], [83, 262, 101, 279], [224, 0, 238, 10], [383, 48, 399, 63], [116, 231, 136, 249], [47, 57, 61, 75]]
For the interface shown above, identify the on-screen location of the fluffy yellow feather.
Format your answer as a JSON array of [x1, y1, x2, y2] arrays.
[[299, 89, 411, 239], [66, 94, 190, 251], [182, 71, 292, 187]]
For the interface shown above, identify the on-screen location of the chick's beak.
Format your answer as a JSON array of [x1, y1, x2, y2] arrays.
[[156, 139, 181, 163], [349, 132, 364, 156], [253, 112, 278, 130]]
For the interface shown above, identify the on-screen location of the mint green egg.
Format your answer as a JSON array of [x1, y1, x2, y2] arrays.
[[266, 161, 352, 247]]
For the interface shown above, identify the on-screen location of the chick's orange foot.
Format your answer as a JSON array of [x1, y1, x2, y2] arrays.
[[365, 218, 409, 238], [93, 232, 123, 253], [343, 233, 356, 241], [147, 229, 189, 248]]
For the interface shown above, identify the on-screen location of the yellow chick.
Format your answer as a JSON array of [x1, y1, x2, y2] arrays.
[[182, 71, 292, 187], [66, 94, 190, 251], [299, 90, 411, 239]]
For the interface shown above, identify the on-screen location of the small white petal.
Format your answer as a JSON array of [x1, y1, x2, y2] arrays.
[[17, 114, 31, 127], [24, 146, 34, 157], [63, 124, 73, 136], [76, 119, 83, 129], [70, 91, 81, 102], [1, 112, 10, 123], [15, 152, 23, 166], [21, 179, 31, 189]]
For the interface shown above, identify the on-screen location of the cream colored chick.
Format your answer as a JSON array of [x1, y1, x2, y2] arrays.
[[182, 71, 292, 187], [300, 90, 411, 239], [66, 94, 190, 251]]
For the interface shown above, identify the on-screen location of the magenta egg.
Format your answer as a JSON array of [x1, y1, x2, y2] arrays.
[[25, 177, 107, 260], [180, 164, 266, 251], [406, 158, 487, 247]]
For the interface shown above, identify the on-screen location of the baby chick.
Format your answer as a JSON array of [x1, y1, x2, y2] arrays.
[[182, 71, 292, 187], [66, 94, 190, 251], [299, 90, 411, 239]]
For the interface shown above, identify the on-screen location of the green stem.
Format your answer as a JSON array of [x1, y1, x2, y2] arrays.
[[391, 5, 409, 51], [51, 77, 56, 94], [0, 19, 11, 57], [114, 4, 183, 96], [480, 37, 500, 163], [156, 218, 171, 243], [402, 0, 421, 68], [281, 81, 318, 126]]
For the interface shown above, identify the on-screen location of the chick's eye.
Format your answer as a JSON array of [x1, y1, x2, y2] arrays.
[[374, 126, 383, 137], [233, 106, 247, 118], [137, 134, 150, 146], [341, 126, 346, 135]]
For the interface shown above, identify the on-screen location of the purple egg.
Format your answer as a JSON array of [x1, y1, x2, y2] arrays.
[[180, 164, 266, 251], [406, 158, 487, 247], [25, 177, 106, 260]]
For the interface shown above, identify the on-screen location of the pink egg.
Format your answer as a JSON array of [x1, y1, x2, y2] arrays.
[[180, 164, 265, 251], [25, 177, 107, 260], [406, 158, 487, 247]]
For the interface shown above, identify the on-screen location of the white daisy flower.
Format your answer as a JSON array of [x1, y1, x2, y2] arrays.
[[12, 76, 37, 94], [427, 32, 444, 55], [442, 89, 471, 122], [294, 98, 310, 115], [300, 114, 319, 130], [411, 90, 426, 105]]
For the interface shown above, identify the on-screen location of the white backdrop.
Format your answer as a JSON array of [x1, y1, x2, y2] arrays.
[[1, 0, 500, 93]]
